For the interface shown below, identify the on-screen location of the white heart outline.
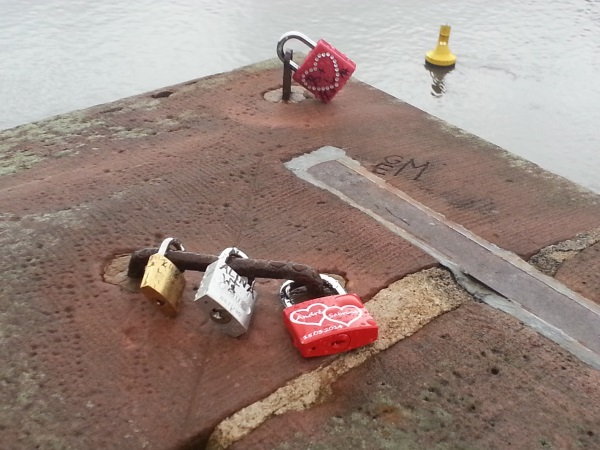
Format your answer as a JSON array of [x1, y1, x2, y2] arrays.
[[323, 304, 363, 327], [300, 51, 340, 92], [289, 302, 328, 327]]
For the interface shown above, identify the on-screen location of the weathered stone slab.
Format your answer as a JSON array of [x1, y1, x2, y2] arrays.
[[1, 58, 599, 449], [208, 267, 470, 449], [232, 302, 600, 450]]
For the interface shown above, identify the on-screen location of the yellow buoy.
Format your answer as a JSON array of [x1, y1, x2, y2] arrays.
[[425, 25, 456, 67]]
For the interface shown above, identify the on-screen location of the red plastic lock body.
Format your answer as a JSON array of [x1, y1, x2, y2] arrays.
[[292, 39, 356, 103], [283, 293, 378, 357]]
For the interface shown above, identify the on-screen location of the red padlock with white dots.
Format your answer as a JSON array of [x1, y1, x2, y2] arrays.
[[279, 274, 378, 357], [277, 31, 356, 103]]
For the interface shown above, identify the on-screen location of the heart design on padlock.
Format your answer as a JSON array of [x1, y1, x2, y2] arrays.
[[289, 302, 328, 326], [299, 52, 340, 94], [323, 305, 363, 327]]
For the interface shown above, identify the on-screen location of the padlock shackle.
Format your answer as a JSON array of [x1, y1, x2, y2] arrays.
[[280, 274, 346, 308], [276, 31, 317, 72], [157, 237, 185, 255], [217, 247, 249, 263], [217, 247, 255, 285]]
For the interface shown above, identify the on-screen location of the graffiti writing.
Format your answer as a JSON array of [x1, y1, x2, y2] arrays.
[[220, 264, 252, 294], [372, 155, 430, 181]]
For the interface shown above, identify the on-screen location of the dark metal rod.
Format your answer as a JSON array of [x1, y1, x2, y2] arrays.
[[282, 49, 293, 102], [128, 248, 327, 294]]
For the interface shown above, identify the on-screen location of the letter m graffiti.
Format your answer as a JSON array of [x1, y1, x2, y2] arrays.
[[394, 159, 430, 181]]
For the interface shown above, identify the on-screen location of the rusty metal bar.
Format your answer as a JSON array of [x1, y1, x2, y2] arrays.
[[282, 49, 293, 102], [128, 248, 326, 294]]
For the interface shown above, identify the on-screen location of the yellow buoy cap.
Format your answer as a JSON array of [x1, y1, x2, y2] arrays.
[[426, 25, 456, 67]]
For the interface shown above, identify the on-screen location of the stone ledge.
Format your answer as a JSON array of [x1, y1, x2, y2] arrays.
[[207, 267, 471, 450]]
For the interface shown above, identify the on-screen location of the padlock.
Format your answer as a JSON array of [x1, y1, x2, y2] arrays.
[[277, 31, 356, 103], [140, 237, 186, 316], [194, 247, 257, 337], [279, 274, 378, 357]]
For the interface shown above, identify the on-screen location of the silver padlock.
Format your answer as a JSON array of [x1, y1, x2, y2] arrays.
[[194, 247, 257, 337]]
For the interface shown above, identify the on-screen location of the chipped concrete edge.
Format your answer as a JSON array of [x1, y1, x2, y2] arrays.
[[528, 228, 600, 276], [205, 267, 471, 450]]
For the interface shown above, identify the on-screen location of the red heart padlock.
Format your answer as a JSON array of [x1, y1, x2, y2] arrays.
[[277, 31, 356, 103], [279, 275, 378, 357]]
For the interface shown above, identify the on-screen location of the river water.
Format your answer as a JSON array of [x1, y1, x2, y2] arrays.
[[0, 0, 598, 193]]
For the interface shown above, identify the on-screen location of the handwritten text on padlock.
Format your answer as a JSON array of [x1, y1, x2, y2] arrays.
[[289, 302, 363, 327]]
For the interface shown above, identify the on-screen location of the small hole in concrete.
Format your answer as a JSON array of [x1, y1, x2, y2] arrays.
[[490, 367, 500, 375]]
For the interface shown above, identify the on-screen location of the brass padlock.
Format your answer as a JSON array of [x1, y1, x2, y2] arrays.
[[140, 237, 186, 316]]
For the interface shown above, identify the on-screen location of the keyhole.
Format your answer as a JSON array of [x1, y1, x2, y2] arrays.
[[330, 334, 350, 350], [210, 308, 232, 324]]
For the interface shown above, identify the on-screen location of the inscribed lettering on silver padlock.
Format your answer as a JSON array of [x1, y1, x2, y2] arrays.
[[194, 247, 257, 337]]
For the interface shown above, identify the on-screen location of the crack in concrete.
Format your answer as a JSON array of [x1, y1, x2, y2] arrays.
[[206, 268, 470, 450]]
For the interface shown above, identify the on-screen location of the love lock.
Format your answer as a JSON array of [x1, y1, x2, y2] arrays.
[[139, 237, 186, 316], [277, 31, 356, 103], [279, 274, 378, 357], [194, 247, 257, 337]]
